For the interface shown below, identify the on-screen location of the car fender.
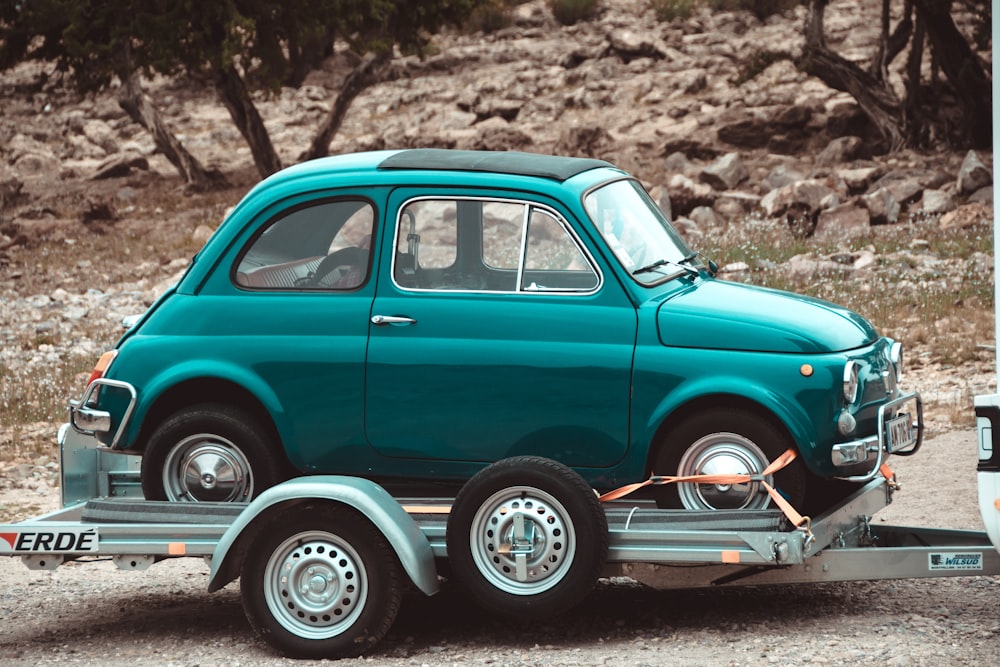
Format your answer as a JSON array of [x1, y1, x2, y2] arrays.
[[207, 476, 439, 597], [121, 357, 290, 448], [642, 374, 821, 468]]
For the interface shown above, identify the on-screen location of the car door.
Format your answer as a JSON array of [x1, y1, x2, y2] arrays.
[[364, 189, 638, 469]]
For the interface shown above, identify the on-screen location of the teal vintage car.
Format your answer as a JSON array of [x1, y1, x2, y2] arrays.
[[70, 149, 921, 511]]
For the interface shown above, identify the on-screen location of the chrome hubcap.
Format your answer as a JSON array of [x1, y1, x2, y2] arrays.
[[162, 435, 252, 502], [677, 433, 772, 510]]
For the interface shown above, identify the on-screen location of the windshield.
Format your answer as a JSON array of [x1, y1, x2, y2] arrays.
[[584, 179, 695, 284]]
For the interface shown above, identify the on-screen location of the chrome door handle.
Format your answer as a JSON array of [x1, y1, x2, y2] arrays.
[[371, 314, 417, 326]]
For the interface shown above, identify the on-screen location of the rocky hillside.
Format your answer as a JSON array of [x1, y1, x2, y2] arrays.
[[0, 0, 995, 442]]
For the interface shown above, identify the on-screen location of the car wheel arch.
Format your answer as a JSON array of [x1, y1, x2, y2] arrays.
[[135, 378, 286, 463], [644, 393, 816, 478]]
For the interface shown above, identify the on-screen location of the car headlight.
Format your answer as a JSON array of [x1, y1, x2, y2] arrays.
[[843, 360, 860, 404], [889, 341, 903, 384]]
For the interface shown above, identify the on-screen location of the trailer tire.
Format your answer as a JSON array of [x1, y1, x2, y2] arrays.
[[141, 403, 284, 503], [447, 456, 608, 619], [240, 506, 403, 659]]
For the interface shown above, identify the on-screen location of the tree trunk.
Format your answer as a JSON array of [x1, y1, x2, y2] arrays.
[[799, 0, 908, 152], [215, 64, 283, 178], [300, 51, 392, 163], [117, 70, 227, 191], [911, 0, 992, 148]]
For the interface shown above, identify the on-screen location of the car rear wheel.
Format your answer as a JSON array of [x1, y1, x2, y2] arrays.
[[653, 409, 807, 511], [141, 403, 285, 503]]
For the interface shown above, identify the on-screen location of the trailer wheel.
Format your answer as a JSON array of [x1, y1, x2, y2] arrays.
[[653, 408, 807, 511], [141, 403, 284, 503], [447, 456, 608, 619], [241, 506, 402, 659]]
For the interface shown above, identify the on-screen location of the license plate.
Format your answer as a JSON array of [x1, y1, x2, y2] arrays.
[[886, 413, 916, 453]]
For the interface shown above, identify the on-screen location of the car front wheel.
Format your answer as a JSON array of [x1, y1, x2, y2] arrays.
[[653, 408, 807, 511], [141, 403, 285, 502]]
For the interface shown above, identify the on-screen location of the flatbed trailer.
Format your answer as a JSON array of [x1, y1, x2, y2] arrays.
[[3, 425, 999, 659]]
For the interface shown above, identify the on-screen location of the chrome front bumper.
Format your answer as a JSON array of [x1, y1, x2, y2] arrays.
[[830, 391, 923, 482]]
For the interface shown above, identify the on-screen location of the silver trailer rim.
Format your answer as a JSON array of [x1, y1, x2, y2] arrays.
[[468, 485, 577, 596], [263, 530, 368, 640]]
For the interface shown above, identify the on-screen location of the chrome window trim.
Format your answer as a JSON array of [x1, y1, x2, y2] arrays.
[[391, 195, 604, 296]]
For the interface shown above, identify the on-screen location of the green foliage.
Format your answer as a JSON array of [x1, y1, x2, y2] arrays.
[[650, 0, 695, 22], [465, 0, 516, 33], [0, 0, 485, 91], [548, 0, 599, 26]]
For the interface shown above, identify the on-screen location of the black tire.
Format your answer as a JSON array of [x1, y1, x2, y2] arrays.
[[447, 456, 608, 619], [241, 506, 403, 659], [653, 408, 807, 511], [141, 403, 285, 502]]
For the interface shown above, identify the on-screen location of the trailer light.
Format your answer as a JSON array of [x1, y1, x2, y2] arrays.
[[843, 361, 860, 404], [85, 350, 118, 388]]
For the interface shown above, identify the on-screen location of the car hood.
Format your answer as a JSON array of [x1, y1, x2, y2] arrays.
[[657, 279, 877, 353]]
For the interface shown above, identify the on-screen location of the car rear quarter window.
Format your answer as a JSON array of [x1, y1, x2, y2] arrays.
[[235, 200, 374, 290]]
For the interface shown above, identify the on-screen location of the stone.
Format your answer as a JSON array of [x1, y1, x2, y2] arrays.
[[761, 179, 835, 219], [969, 186, 993, 205], [766, 164, 806, 190], [920, 189, 956, 215], [667, 174, 715, 215], [689, 206, 722, 229], [92, 154, 150, 180], [836, 167, 882, 193], [700, 152, 748, 190], [813, 203, 870, 243], [957, 150, 992, 194], [939, 202, 992, 230], [605, 29, 667, 62], [860, 188, 900, 225], [816, 136, 865, 166]]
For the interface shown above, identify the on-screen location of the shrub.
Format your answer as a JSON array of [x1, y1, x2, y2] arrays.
[[548, 0, 600, 25]]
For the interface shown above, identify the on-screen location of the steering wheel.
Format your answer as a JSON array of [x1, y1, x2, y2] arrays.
[[308, 246, 369, 288]]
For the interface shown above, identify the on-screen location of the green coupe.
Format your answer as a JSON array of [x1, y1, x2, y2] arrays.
[[70, 149, 921, 511]]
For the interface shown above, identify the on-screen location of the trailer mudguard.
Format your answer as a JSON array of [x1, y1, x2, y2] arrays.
[[207, 476, 439, 596]]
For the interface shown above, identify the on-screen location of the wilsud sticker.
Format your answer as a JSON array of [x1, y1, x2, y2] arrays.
[[928, 552, 983, 571]]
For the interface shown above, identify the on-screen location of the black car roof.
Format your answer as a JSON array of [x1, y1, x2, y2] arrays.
[[377, 149, 613, 182]]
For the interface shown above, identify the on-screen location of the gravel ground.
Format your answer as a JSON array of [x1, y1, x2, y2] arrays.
[[1, 428, 999, 666]]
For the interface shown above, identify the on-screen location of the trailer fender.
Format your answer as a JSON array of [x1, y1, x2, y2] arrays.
[[207, 476, 439, 596]]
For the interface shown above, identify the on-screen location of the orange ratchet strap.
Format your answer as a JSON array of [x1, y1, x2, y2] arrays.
[[599, 448, 810, 530]]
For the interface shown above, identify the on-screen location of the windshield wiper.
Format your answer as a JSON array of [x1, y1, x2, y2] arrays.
[[632, 252, 700, 278]]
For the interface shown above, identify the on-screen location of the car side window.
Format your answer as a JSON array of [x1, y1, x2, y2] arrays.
[[394, 197, 599, 293], [235, 200, 374, 290]]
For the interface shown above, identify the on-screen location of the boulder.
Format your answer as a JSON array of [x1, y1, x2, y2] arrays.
[[761, 179, 835, 219], [939, 202, 992, 230], [700, 152, 748, 190], [813, 203, 870, 243], [919, 189, 956, 215], [859, 187, 900, 225], [668, 174, 715, 215], [815, 136, 866, 166], [957, 150, 992, 194]]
